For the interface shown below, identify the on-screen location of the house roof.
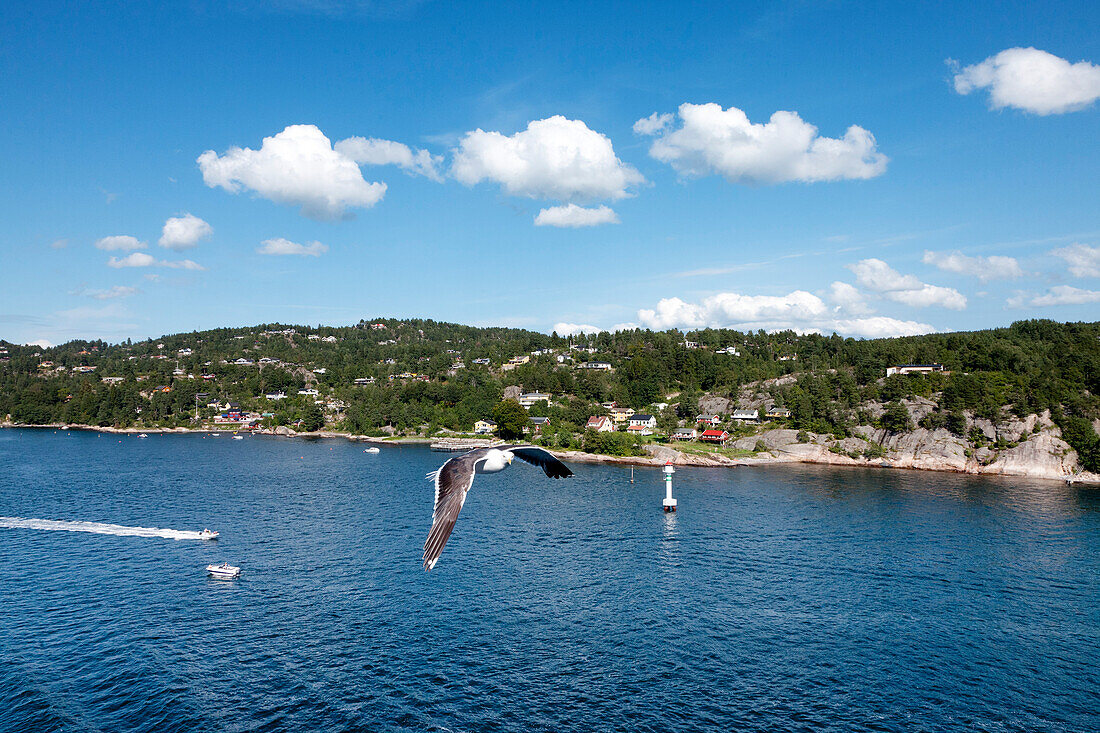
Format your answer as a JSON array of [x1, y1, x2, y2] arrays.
[[672, 428, 696, 434], [477, 419, 497, 425], [529, 416, 551, 424], [631, 414, 655, 421], [701, 429, 728, 437]]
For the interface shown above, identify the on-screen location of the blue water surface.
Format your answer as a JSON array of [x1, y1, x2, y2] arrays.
[[1, 428, 1098, 732]]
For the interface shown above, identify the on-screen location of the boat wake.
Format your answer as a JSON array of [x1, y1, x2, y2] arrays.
[[0, 517, 208, 541]]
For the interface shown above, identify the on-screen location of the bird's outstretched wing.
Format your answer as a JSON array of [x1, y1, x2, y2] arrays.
[[423, 448, 491, 571], [509, 446, 574, 479]]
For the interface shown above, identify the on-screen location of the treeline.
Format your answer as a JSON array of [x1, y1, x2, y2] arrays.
[[1, 318, 1098, 468]]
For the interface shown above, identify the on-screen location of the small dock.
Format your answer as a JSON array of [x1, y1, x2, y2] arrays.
[[430, 438, 502, 452]]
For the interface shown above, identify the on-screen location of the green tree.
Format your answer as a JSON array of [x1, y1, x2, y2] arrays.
[[493, 399, 528, 440], [300, 403, 324, 432]]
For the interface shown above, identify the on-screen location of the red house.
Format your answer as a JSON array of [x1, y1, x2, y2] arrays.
[[700, 429, 730, 444]]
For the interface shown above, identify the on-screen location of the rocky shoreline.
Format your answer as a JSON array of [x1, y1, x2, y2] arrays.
[[5, 421, 1097, 485]]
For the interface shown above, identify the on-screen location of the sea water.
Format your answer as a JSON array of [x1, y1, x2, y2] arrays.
[[1, 428, 1097, 732]]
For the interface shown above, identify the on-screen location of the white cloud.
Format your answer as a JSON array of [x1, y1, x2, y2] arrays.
[[451, 115, 644, 202], [921, 250, 1024, 281], [1051, 243, 1100, 278], [632, 112, 674, 135], [827, 281, 872, 316], [83, 286, 139, 300], [107, 252, 205, 270], [159, 214, 212, 250], [334, 137, 443, 181], [635, 291, 934, 338], [534, 204, 619, 228], [50, 239, 68, 250], [952, 47, 1100, 115], [637, 102, 888, 184], [256, 238, 328, 257], [552, 322, 604, 335], [108, 252, 156, 268], [848, 259, 967, 309], [25, 339, 53, 348], [198, 124, 387, 220], [95, 235, 146, 251], [1027, 285, 1100, 306]]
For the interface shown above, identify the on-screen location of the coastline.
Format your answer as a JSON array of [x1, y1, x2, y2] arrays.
[[5, 422, 1098, 485]]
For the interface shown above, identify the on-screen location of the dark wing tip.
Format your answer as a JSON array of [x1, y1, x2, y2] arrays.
[[511, 446, 573, 478]]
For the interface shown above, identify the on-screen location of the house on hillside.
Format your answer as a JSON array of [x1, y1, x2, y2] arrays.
[[629, 414, 657, 429], [696, 414, 722, 426], [700, 429, 730, 444], [766, 406, 792, 419], [671, 428, 697, 441], [528, 416, 551, 434], [586, 416, 614, 432], [886, 363, 945, 377], [265, 392, 286, 400], [730, 409, 758, 422], [609, 406, 635, 424], [626, 424, 652, 436], [578, 361, 612, 370], [474, 419, 497, 435], [518, 392, 552, 408]]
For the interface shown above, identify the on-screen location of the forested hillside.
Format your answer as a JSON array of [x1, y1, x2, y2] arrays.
[[2, 318, 1098, 470]]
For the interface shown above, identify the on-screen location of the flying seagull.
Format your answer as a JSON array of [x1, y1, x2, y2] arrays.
[[423, 446, 573, 570]]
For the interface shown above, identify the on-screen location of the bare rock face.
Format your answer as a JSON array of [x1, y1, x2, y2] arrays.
[[274, 425, 296, 436], [698, 395, 731, 416], [970, 418, 997, 441], [901, 396, 938, 423], [981, 432, 1078, 478], [503, 385, 522, 400]]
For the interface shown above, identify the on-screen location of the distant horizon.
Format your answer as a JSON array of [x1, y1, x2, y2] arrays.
[[7, 313, 1099, 350]]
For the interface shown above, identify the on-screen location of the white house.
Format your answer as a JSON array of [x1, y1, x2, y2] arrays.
[[626, 424, 653, 436], [298, 388, 319, 396], [629, 414, 657, 429], [730, 409, 758, 422], [518, 392, 552, 408], [671, 428, 697, 441], [586, 416, 614, 432], [578, 361, 612, 370], [886, 363, 945, 377], [265, 392, 286, 400]]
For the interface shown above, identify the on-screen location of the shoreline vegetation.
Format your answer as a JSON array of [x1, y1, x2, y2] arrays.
[[3, 317, 1099, 486], [6, 423, 1097, 485]]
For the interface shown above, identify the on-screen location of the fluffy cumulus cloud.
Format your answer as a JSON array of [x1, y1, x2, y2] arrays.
[[1051, 243, 1100, 278], [1023, 285, 1100, 306], [159, 214, 212, 250], [95, 235, 146, 251], [451, 116, 644, 201], [636, 103, 888, 184], [921, 250, 1024, 281], [198, 125, 387, 220], [534, 204, 619, 228], [552, 322, 604, 336], [256, 238, 328, 257], [107, 252, 205, 270], [25, 339, 54, 348], [848, 259, 967, 309], [334, 137, 443, 181], [826, 281, 873, 316], [635, 291, 934, 338], [952, 47, 1100, 115]]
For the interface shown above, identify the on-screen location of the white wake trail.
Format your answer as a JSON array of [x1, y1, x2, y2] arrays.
[[0, 517, 206, 541]]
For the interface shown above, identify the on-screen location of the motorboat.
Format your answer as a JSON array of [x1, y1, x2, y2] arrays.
[[232, 435, 244, 440], [206, 562, 240, 579], [198, 528, 219, 540], [138, 433, 148, 438], [210, 433, 220, 436], [363, 446, 380, 453]]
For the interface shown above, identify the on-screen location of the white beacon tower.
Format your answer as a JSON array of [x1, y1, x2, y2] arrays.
[[662, 461, 677, 512]]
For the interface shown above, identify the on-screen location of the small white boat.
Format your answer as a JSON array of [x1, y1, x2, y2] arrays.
[[206, 562, 240, 579], [138, 433, 148, 439], [232, 435, 244, 440], [363, 447, 380, 454], [210, 433, 220, 437], [198, 528, 219, 540]]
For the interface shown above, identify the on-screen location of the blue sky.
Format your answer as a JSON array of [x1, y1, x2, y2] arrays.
[[2, 0, 1099, 346]]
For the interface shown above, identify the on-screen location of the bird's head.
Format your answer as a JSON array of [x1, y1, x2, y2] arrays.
[[502, 450, 514, 465]]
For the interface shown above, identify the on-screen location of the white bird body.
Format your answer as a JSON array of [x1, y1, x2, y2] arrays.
[[422, 445, 571, 570]]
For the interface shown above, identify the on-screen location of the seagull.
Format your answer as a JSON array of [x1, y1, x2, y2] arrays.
[[423, 445, 573, 570]]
